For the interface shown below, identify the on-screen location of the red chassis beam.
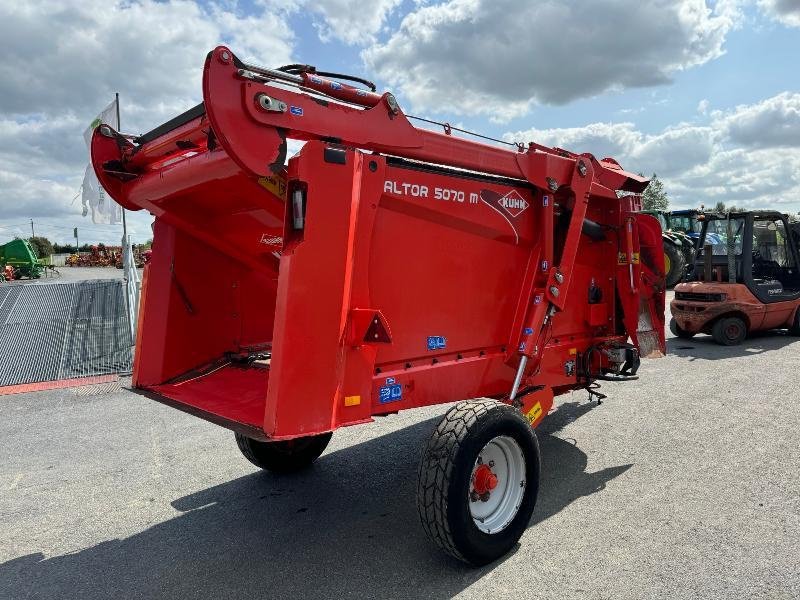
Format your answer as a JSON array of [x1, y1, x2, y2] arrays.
[[91, 46, 664, 440]]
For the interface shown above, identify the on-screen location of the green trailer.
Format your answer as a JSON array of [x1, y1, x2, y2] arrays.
[[0, 239, 42, 279]]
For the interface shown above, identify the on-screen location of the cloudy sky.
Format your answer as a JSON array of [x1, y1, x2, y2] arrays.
[[1, 0, 799, 244]]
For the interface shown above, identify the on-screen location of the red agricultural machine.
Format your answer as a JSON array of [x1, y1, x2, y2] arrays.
[[90, 47, 665, 565], [66, 244, 120, 267], [65, 244, 149, 268]]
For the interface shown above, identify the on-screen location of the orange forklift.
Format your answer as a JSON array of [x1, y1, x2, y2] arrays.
[[671, 210, 800, 345]]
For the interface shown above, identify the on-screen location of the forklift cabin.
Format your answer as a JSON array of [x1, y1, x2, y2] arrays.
[[667, 209, 703, 239], [695, 211, 800, 300], [672, 211, 800, 344]]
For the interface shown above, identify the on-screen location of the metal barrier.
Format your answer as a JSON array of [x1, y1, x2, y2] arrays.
[[0, 279, 132, 390], [122, 236, 141, 342]]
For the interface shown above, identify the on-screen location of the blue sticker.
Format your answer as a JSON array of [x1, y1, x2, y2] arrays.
[[524, 327, 533, 335], [356, 89, 367, 96], [379, 384, 403, 403], [518, 342, 526, 351], [534, 294, 543, 305], [427, 336, 447, 351], [290, 106, 303, 116], [385, 377, 396, 385], [310, 75, 323, 84], [543, 195, 549, 207], [541, 260, 549, 271], [330, 81, 342, 90]]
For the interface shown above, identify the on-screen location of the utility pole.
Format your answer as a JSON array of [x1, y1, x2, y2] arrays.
[[115, 92, 139, 342], [116, 93, 128, 251], [30, 219, 34, 238]]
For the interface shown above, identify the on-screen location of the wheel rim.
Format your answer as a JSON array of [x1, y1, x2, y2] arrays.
[[726, 322, 742, 339], [664, 252, 672, 275], [469, 435, 526, 534]]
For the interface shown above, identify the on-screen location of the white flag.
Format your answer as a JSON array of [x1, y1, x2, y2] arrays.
[[81, 164, 123, 224], [83, 99, 118, 147], [82, 98, 122, 225]]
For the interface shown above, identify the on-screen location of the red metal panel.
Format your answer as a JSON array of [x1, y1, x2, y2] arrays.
[[126, 116, 209, 171], [134, 219, 277, 387], [150, 365, 268, 428], [87, 46, 664, 440], [264, 143, 364, 437]]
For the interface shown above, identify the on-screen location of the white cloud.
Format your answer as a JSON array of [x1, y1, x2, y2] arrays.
[[0, 1, 294, 127], [758, 0, 800, 27], [669, 147, 800, 208], [504, 122, 715, 177], [308, 0, 402, 45], [0, 170, 77, 220], [721, 92, 800, 148], [507, 122, 642, 163], [503, 92, 800, 211], [0, 0, 296, 244], [630, 125, 717, 176], [2, 0, 798, 246], [0, 115, 86, 177], [364, 0, 741, 120], [210, 3, 296, 64]]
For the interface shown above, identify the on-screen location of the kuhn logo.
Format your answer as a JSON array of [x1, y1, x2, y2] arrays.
[[497, 190, 529, 218]]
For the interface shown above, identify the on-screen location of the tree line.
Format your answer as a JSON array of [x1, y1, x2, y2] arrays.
[[638, 174, 800, 219]]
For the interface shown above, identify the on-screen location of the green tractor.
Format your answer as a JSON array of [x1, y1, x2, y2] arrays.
[[0, 238, 42, 280], [666, 209, 704, 242], [641, 210, 696, 288]]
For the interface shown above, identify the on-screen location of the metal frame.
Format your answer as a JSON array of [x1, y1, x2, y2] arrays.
[[697, 210, 800, 303], [90, 46, 665, 440]]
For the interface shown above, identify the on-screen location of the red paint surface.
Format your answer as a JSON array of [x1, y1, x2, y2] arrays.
[[473, 464, 498, 495], [0, 375, 119, 397], [90, 46, 665, 440], [151, 365, 268, 428]]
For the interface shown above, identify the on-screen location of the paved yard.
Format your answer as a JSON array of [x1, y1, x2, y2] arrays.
[[1, 294, 798, 599]]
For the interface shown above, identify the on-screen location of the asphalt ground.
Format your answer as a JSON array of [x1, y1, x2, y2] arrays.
[[1, 291, 799, 599]]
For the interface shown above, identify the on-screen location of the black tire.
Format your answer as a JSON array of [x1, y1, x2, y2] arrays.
[[669, 317, 695, 339], [712, 316, 747, 346], [416, 399, 540, 566], [235, 432, 332, 473], [789, 309, 800, 335], [663, 242, 686, 288]]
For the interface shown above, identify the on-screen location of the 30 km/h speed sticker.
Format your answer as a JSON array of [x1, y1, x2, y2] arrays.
[[379, 377, 403, 404]]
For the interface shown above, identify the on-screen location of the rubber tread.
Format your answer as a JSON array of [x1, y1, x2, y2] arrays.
[[234, 432, 332, 473], [415, 399, 501, 562]]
